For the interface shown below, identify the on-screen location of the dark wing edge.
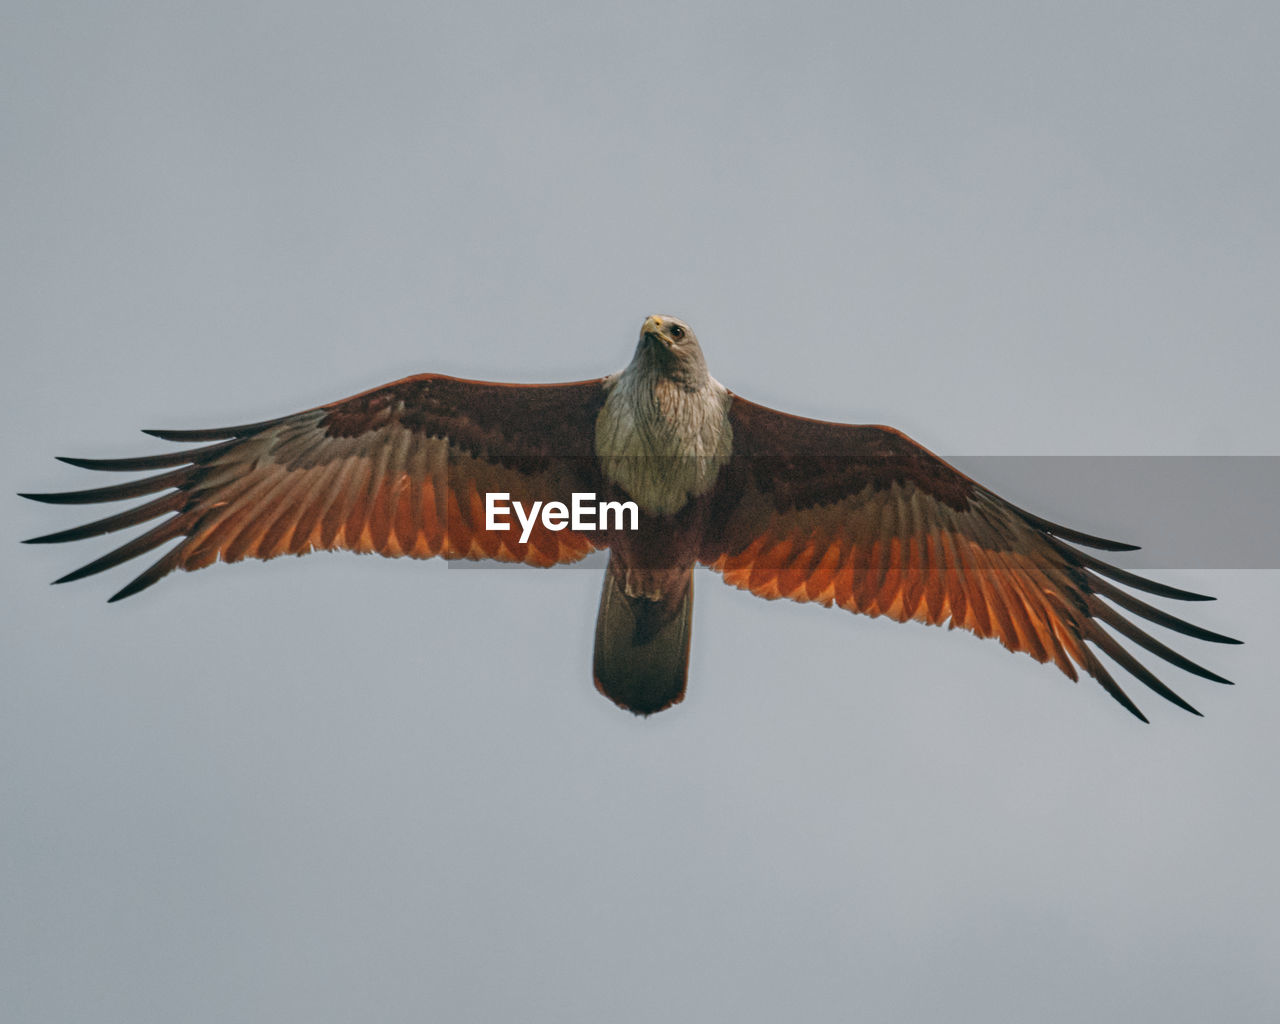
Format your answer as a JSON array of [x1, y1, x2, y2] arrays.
[[21, 374, 609, 602], [700, 395, 1240, 722]]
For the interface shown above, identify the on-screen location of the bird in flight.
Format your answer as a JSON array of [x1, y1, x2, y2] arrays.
[[23, 315, 1237, 720]]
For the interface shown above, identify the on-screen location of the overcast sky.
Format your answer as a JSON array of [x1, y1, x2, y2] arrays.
[[4, 3, 1278, 1022]]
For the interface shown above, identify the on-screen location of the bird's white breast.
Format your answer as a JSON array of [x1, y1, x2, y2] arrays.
[[595, 370, 733, 516]]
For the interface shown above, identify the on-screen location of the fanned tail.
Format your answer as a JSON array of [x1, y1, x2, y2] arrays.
[[592, 557, 693, 716]]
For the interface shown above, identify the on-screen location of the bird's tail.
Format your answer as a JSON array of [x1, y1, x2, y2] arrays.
[[592, 559, 693, 716]]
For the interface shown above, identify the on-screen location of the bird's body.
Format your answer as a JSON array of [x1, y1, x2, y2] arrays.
[[589, 319, 735, 711], [23, 315, 1239, 720]]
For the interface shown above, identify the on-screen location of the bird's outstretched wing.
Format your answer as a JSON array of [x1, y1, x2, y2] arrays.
[[23, 375, 608, 601], [700, 395, 1238, 721]]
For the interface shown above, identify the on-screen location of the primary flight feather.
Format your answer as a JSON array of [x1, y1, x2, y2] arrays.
[[23, 315, 1238, 720]]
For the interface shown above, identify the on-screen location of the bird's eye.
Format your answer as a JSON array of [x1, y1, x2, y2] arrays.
[[669, 324, 685, 340]]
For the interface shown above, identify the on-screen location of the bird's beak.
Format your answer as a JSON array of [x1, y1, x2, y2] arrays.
[[641, 315, 666, 346]]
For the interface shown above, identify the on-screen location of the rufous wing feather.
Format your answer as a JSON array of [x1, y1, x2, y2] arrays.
[[23, 375, 609, 601], [700, 395, 1239, 721]]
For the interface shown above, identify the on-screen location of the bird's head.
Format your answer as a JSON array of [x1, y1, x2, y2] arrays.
[[634, 314, 709, 386]]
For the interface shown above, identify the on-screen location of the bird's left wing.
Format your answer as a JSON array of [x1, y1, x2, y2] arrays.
[[699, 395, 1238, 720], [24, 375, 608, 601]]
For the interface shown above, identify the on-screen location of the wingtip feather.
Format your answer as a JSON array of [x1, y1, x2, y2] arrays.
[[107, 580, 150, 602], [141, 419, 277, 442], [1100, 539, 1141, 553]]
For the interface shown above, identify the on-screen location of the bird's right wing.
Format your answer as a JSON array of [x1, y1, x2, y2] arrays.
[[699, 395, 1238, 720], [24, 375, 609, 601]]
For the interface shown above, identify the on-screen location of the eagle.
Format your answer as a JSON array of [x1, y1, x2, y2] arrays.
[[22, 314, 1237, 720]]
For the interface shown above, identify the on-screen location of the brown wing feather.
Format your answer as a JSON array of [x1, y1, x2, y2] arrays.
[[700, 395, 1239, 721], [24, 375, 608, 601]]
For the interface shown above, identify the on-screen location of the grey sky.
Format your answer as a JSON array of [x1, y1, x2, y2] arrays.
[[4, 2, 1278, 1022]]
